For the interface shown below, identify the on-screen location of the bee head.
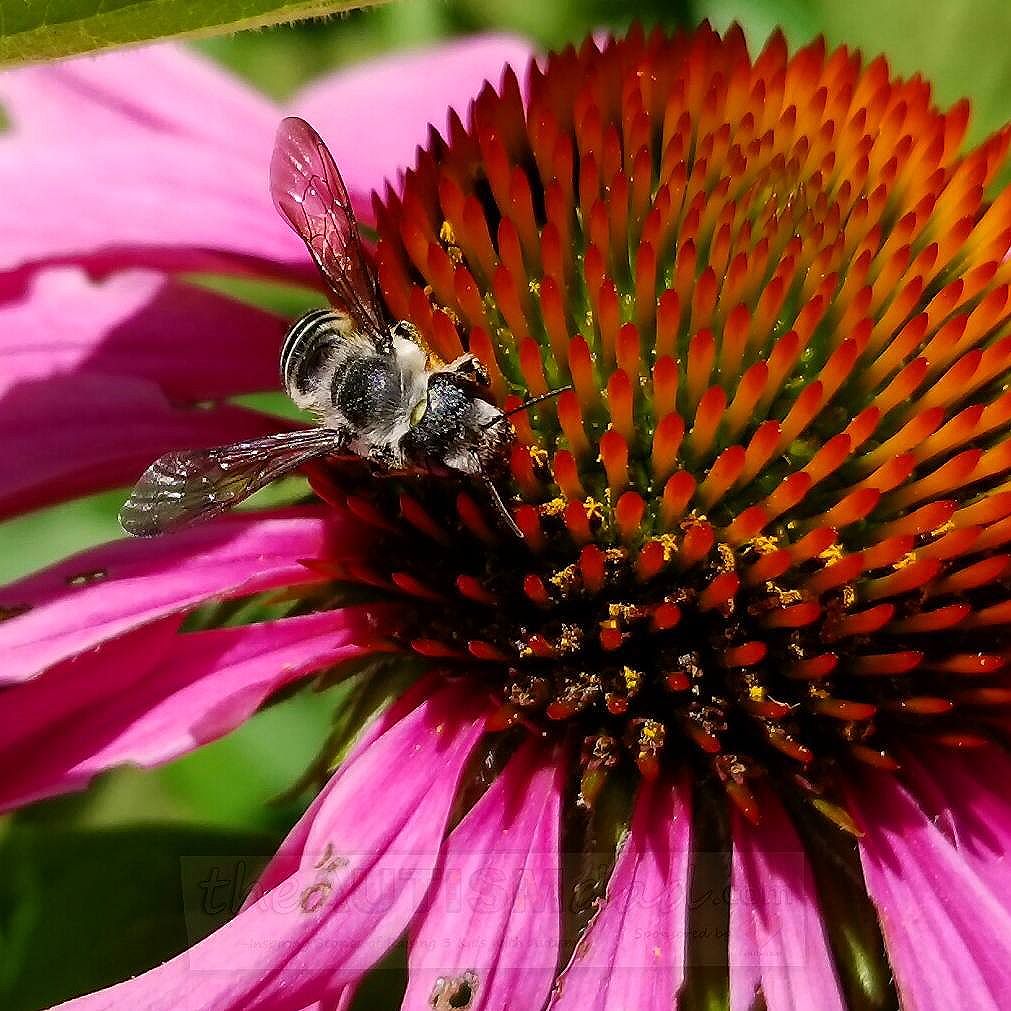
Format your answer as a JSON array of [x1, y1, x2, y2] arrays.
[[400, 369, 513, 478]]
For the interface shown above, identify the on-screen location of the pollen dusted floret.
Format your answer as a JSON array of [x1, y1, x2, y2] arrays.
[[329, 23, 1011, 824]]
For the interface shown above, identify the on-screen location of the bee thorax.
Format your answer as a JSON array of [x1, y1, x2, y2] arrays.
[[332, 355, 404, 429]]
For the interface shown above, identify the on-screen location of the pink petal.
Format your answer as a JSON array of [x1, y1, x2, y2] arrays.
[[57, 679, 491, 1010], [0, 37, 534, 278], [403, 739, 563, 1011], [291, 35, 536, 202], [246, 675, 443, 904], [0, 134, 309, 277], [0, 509, 354, 683], [298, 994, 353, 1011], [0, 268, 283, 401], [0, 607, 379, 811], [902, 746, 1011, 915], [548, 776, 692, 1010], [851, 770, 1011, 1010], [0, 44, 305, 278], [0, 44, 278, 161], [0, 371, 288, 519], [729, 793, 844, 1011]]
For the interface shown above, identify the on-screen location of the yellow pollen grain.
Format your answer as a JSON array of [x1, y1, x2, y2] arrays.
[[749, 535, 780, 556], [653, 534, 679, 561], [716, 543, 736, 572], [894, 551, 919, 570], [930, 521, 954, 538], [608, 602, 647, 621], [557, 624, 583, 653], [550, 564, 580, 593], [439, 220, 456, 244], [749, 685, 766, 702], [529, 446, 550, 469], [540, 496, 568, 518], [818, 544, 845, 564], [623, 666, 643, 694], [584, 498, 605, 524], [681, 510, 710, 530], [640, 719, 664, 742], [528, 280, 541, 296]]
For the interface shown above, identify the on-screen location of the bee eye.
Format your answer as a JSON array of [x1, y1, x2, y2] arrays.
[[409, 397, 428, 427]]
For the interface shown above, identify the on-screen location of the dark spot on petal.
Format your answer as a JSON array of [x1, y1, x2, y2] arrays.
[[430, 970, 478, 1010], [66, 569, 107, 587], [299, 880, 333, 913]]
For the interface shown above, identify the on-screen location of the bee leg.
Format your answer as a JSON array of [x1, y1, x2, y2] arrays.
[[365, 443, 399, 471], [482, 478, 522, 538]]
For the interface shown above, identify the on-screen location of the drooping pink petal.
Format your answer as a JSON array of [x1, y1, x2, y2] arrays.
[[0, 607, 381, 812], [0, 134, 310, 277], [729, 792, 844, 1011], [0, 44, 278, 161], [0, 268, 284, 400], [57, 678, 491, 1011], [291, 35, 536, 202], [403, 738, 563, 1011], [0, 44, 303, 279], [245, 674, 442, 904], [298, 994, 353, 1011], [548, 776, 691, 1010], [901, 746, 1011, 916], [0, 37, 533, 278], [0, 370, 295, 521], [0, 372, 289, 519], [850, 770, 1011, 1011], [0, 509, 357, 683]]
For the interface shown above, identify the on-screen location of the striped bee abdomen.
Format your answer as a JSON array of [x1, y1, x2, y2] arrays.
[[280, 307, 344, 405]]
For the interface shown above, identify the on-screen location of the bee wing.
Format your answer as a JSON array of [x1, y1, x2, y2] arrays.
[[120, 428, 348, 537], [271, 116, 391, 355]]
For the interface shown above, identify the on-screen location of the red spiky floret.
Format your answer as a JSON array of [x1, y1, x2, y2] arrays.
[[359, 24, 1011, 824]]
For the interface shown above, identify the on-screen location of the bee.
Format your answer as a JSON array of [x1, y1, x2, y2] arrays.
[[120, 117, 557, 538]]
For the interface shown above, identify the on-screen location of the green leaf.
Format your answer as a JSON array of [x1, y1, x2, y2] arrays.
[[789, 798, 898, 1011], [0, 821, 280, 1009], [0, 0, 382, 66]]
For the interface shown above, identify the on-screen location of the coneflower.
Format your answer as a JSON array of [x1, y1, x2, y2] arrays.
[[2, 24, 1011, 1011]]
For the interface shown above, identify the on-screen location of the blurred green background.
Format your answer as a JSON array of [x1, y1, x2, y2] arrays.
[[4, 0, 1011, 1006]]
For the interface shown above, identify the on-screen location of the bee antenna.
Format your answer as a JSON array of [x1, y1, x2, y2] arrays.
[[483, 385, 574, 428], [483, 479, 523, 538]]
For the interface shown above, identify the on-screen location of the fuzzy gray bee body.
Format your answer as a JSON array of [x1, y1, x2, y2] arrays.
[[280, 307, 422, 463], [119, 116, 516, 539], [279, 305, 510, 477]]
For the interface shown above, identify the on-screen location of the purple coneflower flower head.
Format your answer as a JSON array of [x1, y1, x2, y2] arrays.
[[3, 22, 1011, 1011]]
